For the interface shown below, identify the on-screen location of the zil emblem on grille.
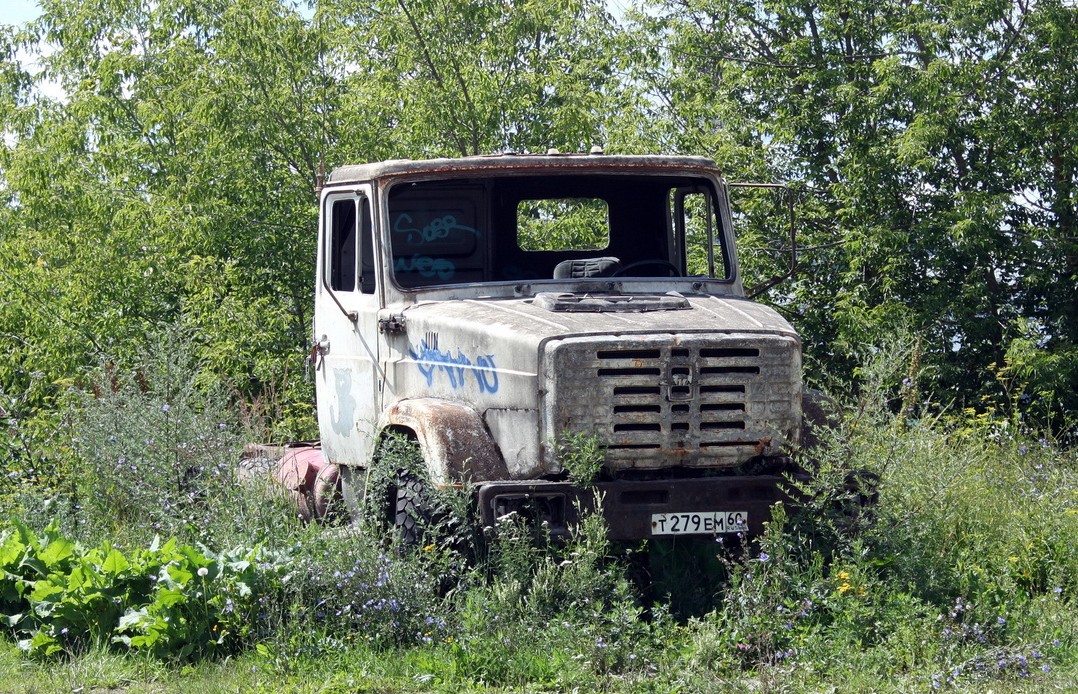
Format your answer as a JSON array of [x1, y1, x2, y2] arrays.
[[665, 355, 696, 402]]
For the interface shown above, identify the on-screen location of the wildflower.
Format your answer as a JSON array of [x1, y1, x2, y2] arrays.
[[758, 552, 770, 562], [161, 403, 171, 412], [197, 567, 209, 577], [1042, 664, 1051, 673]]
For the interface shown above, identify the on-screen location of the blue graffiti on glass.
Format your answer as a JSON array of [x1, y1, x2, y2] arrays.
[[393, 213, 479, 244], [395, 254, 455, 280], [409, 339, 499, 393]]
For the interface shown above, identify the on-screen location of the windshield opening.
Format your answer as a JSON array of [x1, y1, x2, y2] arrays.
[[386, 174, 730, 289]]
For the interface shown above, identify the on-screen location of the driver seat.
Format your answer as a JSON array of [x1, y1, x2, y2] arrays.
[[552, 257, 621, 279]]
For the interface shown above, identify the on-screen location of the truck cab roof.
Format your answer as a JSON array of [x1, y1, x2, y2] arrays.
[[326, 153, 722, 185]]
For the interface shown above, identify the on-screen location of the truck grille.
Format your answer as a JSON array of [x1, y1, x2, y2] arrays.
[[542, 334, 800, 469]]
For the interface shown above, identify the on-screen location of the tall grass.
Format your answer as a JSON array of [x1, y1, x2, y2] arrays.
[[0, 330, 1074, 690]]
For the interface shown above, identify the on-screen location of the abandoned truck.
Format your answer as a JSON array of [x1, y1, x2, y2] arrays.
[[276, 152, 813, 541]]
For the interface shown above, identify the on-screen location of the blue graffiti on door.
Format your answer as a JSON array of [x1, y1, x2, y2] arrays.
[[408, 339, 499, 393]]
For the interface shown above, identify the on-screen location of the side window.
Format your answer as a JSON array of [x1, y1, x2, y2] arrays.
[[329, 195, 376, 294], [329, 198, 356, 292], [675, 188, 727, 278], [359, 197, 374, 294]]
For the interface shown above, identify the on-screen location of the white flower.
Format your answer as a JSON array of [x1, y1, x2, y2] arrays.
[[197, 567, 209, 577]]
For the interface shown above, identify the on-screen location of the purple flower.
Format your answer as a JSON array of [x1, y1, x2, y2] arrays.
[[161, 403, 171, 412]]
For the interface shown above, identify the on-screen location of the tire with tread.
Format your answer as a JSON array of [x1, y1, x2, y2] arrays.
[[393, 472, 429, 545]]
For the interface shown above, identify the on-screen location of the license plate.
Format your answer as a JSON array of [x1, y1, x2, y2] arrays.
[[650, 511, 748, 536]]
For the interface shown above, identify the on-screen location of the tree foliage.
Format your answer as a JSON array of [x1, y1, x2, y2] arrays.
[[0, 0, 1074, 462]]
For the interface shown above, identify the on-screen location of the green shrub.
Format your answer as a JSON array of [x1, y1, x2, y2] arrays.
[[0, 520, 291, 660]]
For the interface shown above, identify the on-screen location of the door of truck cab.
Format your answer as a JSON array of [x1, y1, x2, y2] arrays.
[[314, 186, 382, 469]]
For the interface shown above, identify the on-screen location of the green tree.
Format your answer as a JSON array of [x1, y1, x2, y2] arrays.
[[1, 0, 330, 452], [322, 0, 620, 158]]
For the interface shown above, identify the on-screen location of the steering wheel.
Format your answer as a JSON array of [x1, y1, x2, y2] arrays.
[[611, 259, 682, 277]]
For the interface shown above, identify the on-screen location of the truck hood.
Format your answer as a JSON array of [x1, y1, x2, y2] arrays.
[[397, 292, 797, 347]]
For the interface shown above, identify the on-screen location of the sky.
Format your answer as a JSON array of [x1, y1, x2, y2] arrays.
[[0, 0, 40, 27]]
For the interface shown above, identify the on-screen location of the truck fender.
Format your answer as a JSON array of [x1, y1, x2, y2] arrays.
[[381, 398, 509, 485]]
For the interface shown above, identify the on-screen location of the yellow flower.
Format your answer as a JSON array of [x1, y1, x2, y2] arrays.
[[837, 570, 851, 581], [423, 543, 436, 552], [838, 583, 852, 594]]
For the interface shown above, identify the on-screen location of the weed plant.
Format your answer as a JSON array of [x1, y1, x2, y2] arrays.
[[63, 327, 303, 550], [276, 526, 452, 651], [556, 432, 605, 487]]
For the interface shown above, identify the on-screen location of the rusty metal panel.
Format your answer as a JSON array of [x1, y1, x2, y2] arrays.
[[384, 398, 508, 484], [541, 333, 801, 470]]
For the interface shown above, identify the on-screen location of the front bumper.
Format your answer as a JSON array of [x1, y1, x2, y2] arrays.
[[476, 474, 807, 541]]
